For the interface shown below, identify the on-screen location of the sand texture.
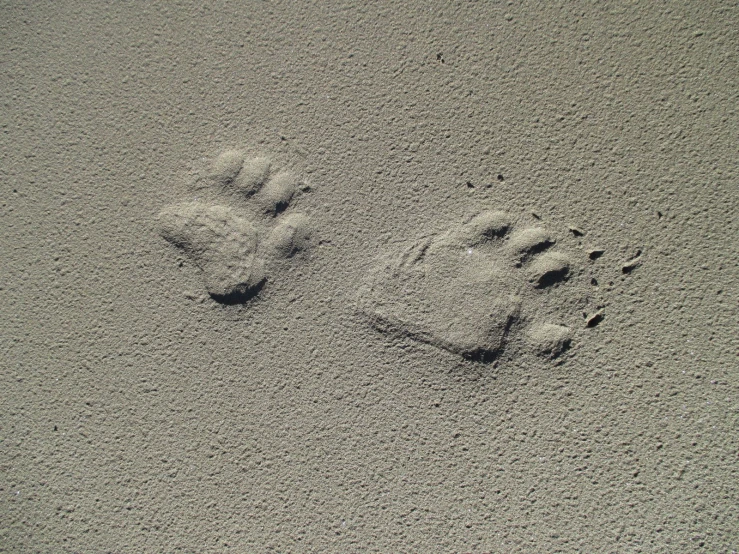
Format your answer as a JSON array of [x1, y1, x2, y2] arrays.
[[1, 1, 737, 552]]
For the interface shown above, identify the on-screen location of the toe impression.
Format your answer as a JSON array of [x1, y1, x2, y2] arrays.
[[209, 150, 245, 186], [208, 151, 271, 197], [457, 210, 511, 246], [507, 228, 554, 260], [257, 170, 298, 214], [527, 323, 572, 358], [528, 252, 571, 288], [263, 213, 312, 259], [233, 157, 271, 196]]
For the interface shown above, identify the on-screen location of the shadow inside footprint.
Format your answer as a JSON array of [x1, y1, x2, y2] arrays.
[[209, 283, 264, 305], [358, 210, 578, 362]]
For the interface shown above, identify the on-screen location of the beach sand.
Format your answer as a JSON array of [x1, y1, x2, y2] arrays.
[[2, 1, 737, 552]]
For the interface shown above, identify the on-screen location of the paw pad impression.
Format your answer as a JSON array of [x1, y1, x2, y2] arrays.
[[158, 149, 312, 304], [358, 210, 590, 361]]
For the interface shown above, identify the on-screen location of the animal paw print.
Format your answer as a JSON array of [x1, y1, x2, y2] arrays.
[[158, 149, 312, 304], [359, 211, 589, 361]]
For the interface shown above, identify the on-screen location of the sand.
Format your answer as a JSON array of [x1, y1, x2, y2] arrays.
[[1, 1, 737, 552]]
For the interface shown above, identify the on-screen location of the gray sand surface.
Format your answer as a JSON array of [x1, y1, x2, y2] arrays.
[[1, 1, 737, 552]]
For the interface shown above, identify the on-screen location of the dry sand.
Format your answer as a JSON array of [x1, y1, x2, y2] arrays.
[[1, 1, 737, 552]]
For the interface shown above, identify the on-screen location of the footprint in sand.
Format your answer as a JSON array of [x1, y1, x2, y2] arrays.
[[358, 211, 591, 361], [157, 149, 312, 304]]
